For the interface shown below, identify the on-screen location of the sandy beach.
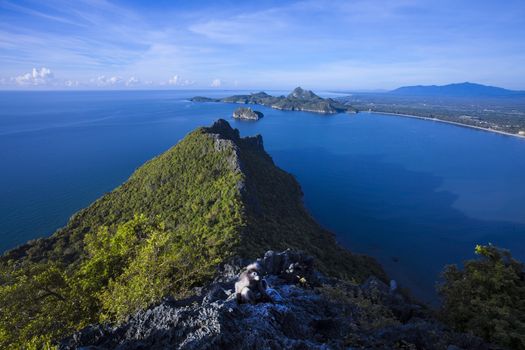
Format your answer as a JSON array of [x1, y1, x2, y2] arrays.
[[369, 111, 525, 140]]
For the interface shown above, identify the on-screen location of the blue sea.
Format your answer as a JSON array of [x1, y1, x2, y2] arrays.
[[1, 90, 524, 303]]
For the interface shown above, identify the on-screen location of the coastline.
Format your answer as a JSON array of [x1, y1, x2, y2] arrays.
[[368, 111, 525, 140]]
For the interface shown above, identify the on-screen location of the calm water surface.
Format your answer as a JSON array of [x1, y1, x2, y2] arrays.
[[1, 90, 524, 303]]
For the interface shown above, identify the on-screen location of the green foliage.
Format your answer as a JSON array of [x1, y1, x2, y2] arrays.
[[438, 244, 525, 349], [0, 262, 83, 349], [2, 128, 245, 267], [97, 218, 230, 321], [0, 121, 384, 347], [0, 128, 244, 348], [235, 135, 386, 281], [342, 93, 525, 135]]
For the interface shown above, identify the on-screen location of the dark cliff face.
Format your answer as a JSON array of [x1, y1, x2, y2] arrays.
[[204, 119, 385, 281], [61, 250, 491, 350]]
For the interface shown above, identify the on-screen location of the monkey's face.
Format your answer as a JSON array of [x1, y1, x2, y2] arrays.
[[250, 271, 260, 281]]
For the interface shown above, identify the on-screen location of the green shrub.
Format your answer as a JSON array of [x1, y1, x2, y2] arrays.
[[0, 128, 244, 347], [438, 244, 525, 349], [0, 122, 384, 348]]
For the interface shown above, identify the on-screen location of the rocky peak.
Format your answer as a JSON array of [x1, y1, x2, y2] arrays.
[[205, 118, 241, 141], [250, 91, 271, 98], [288, 87, 320, 100]]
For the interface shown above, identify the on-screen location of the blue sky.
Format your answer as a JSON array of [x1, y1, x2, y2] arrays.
[[0, 0, 524, 90]]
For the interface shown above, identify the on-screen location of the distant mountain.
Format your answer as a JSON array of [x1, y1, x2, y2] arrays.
[[390, 82, 524, 97], [191, 87, 357, 114], [287, 86, 321, 100]]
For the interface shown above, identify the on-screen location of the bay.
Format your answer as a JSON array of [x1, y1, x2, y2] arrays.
[[1, 90, 524, 303]]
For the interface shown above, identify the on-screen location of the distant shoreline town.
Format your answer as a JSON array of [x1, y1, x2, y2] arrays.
[[371, 111, 525, 139], [337, 82, 525, 137]]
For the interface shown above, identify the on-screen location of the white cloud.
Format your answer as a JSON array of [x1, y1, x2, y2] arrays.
[[1, 1, 524, 90], [210, 78, 222, 88], [91, 75, 123, 86], [108, 76, 122, 85], [168, 75, 180, 85], [167, 75, 194, 86], [13, 67, 54, 86], [126, 76, 140, 86]]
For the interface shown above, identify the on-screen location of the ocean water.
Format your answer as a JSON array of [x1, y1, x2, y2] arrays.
[[1, 90, 524, 303]]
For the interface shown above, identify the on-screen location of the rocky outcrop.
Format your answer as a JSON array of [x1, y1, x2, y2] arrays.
[[60, 250, 491, 350], [191, 87, 357, 115], [190, 96, 218, 102], [232, 107, 263, 120], [287, 87, 319, 100]]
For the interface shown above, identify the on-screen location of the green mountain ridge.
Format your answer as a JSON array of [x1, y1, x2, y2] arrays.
[[2, 119, 383, 279], [390, 82, 525, 97], [0, 119, 384, 347]]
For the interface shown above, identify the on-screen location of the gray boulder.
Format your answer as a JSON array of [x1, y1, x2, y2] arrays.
[[232, 107, 263, 120], [60, 250, 492, 350]]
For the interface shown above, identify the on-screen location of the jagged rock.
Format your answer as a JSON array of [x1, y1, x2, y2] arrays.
[[287, 87, 321, 100], [257, 249, 319, 286], [60, 250, 492, 350], [232, 107, 263, 120]]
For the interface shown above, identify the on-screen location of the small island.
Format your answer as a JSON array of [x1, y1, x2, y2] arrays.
[[232, 107, 263, 120], [191, 87, 357, 115]]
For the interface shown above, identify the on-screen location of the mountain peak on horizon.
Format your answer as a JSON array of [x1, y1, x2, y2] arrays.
[[288, 86, 320, 100], [390, 82, 523, 97]]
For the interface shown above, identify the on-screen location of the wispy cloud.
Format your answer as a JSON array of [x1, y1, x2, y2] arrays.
[[0, 0, 524, 89], [0, 1, 86, 26], [90, 75, 123, 86], [167, 75, 194, 86]]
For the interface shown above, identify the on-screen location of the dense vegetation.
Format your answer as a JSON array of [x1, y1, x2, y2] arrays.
[[233, 127, 383, 281], [0, 120, 383, 348], [0, 124, 245, 348], [439, 244, 525, 349], [339, 93, 525, 135]]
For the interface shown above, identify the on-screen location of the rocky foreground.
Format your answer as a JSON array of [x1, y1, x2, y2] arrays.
[[61, 250, 492, 350]]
